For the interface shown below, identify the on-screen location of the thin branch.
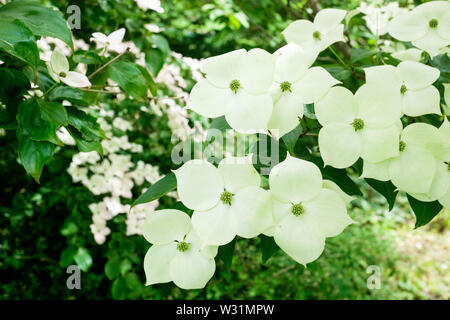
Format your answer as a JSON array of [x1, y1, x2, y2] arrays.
[[88, 47, 129, 79]]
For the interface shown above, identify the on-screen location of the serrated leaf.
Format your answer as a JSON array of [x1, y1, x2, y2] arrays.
[[217, 238, 236, 270], [17, 131, 56, 182], [132, 172, 177, 207], [407, 195, 443, 228], [0, 0, 73, 48], [259, 235, 279, 264], [365, 178, 398, 211]]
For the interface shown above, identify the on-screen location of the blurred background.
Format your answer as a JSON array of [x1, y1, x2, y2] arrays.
[[0, 0, 449, 299]]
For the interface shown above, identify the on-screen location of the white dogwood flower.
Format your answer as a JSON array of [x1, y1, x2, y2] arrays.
[[48, 51, 91, 88], [188, 49, 275, 133], [143, 209, 217, 290], [388, 1, 450, 57], [268, 43, 339, 138], [315, 85, 402, 168], [362, 122, 449, 201], [173, 156, 273, 246], [90, 28, 126, 53], [359, 2, 406, 36], [282, 9, 347, 53], [266, 155, 353, 266], [364, 61, 441, 117]]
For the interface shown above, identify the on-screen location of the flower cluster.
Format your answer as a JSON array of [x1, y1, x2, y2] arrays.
[[144, 155, 353, 288], [141, 4, 449, 290]]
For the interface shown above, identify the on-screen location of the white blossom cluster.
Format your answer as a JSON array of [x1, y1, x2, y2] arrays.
[[142, 5, 450, 290], [68, 110, 162, 244]]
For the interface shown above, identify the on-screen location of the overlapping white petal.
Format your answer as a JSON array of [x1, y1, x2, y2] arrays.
[[48, 51, 91, 88], [268, 90, 303, 139], [142, 209, 191, 244], [173, 160, 224, 211], [283, 9, 346, 54], [322, 179, 354, 205], [269, 154, 323, 203], [144, 243, 177, 285], [291, 67, 340, 104]]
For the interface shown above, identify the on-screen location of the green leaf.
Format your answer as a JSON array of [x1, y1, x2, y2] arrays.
[[365, 178, 398, 211], [259, 235, 279, 264], [17, 132, 56, 182], [431, 54, 450, 73], [0, 18, 39, 68], [281, 124, 302, 154], [105, 256, 121, 280], [136, 64, 157, 97], [351, 48, 375, 63], [16, 99, 60, 144], [0, 0, 73, 49], [217, 238, 236, 270], [66, 106, 105, 141], [73, 51, 102, 65], [407, 195, 443, 228], [59, 245, 77, 268], [74, 247, 93, 272], [48, 86, 88, 105], [60, 221, 78, 236], [308, 156, 362, 196], [209, 115, 231, 132], [120, 259, 132, 275], [145, 48, 165, 76], [108, 60, 149, 99], [124, 273, 143, 299], [39, 101, 68, 127], [111, 277, 128, 299], [66, 126, 103, 157], [325, 66, 351, 82], [132, 172, 177, 207]]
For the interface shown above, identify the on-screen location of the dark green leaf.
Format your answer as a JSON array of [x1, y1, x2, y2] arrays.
[[365, 178, 398, 211], [136, 64, 157, 96], [66, 106, 106, 141], [48, 86, 88, 105], [209, 115, 231, 132], [259, 235, 279, 264], [108, 60, 148, 99], [407, 195, 443, 228], [73, 51, 102, 65], [431, 54, 450, 73], [67, 126, 103, 157], [17, 131, 56, 182], [16, 99, 60, 144], [132, 172, 177, 207], [39, 101, 68, 126], [59, 245, 77, 268], [325, 66, 351, 82], [281, 124, 302, 154], [111, 277, 128, 299], [0, 18, 39, 68], [145, 48, 165, 76], [105, 256, 121, 280], [0, 0, 73, 48], [351, 48, 375, 63], [217, 238, 236, 270]]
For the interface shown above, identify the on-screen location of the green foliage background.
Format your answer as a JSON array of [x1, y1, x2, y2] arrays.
[[0, 0, 449, 300]]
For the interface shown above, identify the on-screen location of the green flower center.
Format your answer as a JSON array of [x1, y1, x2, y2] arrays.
[[399, 141, 406, 152], [313, 31, 321, 40], [229, 79, 241, 93], [176, 241, 190, 252], [220, 191, 233, 205], [280, 81, 292, 92], [291, 203, 305, 216], [429, 19, 438, 28], [400, 84, 407, 95], [352, 118, 364, 131], [59, 72, 67, 78]]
